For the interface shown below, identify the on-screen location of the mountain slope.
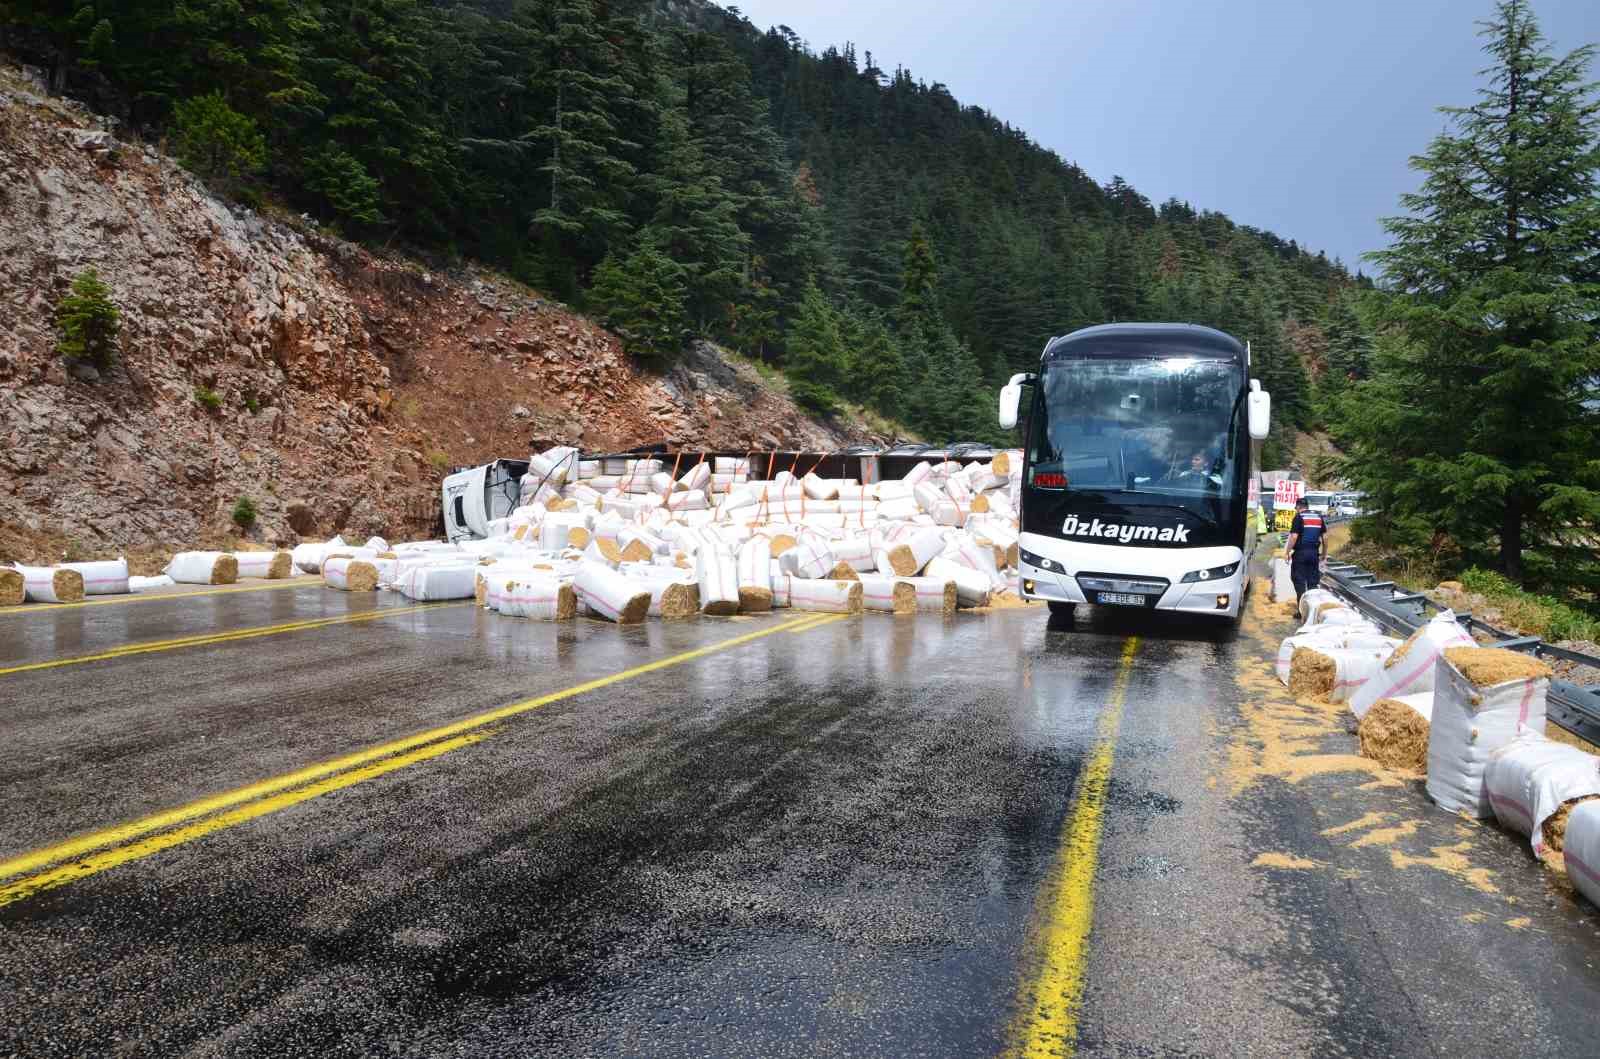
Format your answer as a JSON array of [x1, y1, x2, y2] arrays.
[[0, 68, 870, 551]]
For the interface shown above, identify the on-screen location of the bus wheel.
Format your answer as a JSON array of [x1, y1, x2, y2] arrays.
[[1047, 601, 1075, 624]]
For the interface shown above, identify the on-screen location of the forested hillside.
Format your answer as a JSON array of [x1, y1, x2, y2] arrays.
[[2, 0, 1360, 458]]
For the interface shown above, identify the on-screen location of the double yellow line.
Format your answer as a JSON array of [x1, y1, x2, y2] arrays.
[[0, 612, 845, 907], [1009, 636, 1141, 1058], [0, 601, 467, 677], [0, 577, 321, 617]]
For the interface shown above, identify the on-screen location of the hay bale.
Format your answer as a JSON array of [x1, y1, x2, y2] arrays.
[[1444, 647, 1552, 687], [768, 533, 796, 556], [1314, 601, 1350, 622], [344, 560, 380, 592], [1359, 698, 1431, 772], [971, 493, 990, 514], [1543, 796, 1600, 853], [827, 561, 860, 581], [568, 526, 591, 551], [620, 538, 654, 563], [859, 575, 916, 614], [14, 565, 85, 604], [1289, 646, 1337, 699], [655, 581, 700, 620], [0, 568, 22, 606], [234, 550, 293, 579], [167, 551, 239, 585], [738, 586, 774, 613], [991, 451, 1011, 478]]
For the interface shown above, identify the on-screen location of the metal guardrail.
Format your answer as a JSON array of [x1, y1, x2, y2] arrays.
[[1320, 559, 1600, 746]]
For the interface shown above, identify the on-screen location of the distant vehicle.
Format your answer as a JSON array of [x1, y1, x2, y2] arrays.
[[998, 323, 1271, 624], [1304, 490, 1337, 515]]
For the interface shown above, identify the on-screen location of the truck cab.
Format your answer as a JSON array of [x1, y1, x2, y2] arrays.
[[441, 459, 529, 542]]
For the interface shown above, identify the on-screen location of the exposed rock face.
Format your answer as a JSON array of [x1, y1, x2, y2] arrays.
[[0, 68, 874, 550]]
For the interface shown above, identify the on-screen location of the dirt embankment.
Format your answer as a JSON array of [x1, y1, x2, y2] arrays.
[[0, 64, 876, 564]]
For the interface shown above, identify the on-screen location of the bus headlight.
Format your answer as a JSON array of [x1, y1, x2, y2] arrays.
[[1180, 562, 1239, 584], [1019, 548, 1059, 572]]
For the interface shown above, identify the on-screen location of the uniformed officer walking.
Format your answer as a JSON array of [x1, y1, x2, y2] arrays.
[[1283, 496, 1326, 601]]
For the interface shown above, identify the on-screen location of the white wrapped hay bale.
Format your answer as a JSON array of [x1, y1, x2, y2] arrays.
[[323, 556, 388, 592], [1426, 648, 1552, 818], [1286, 641, 1398, 702], [858, 575, 916, 614], [1350, 611, 1476, 718], [696, 546, 740, 616], [831, 535, 877, 573], [782, 534, 835, 580], [881, 527, 946, 577], [737, 537, 773, 612], [1274, 627, 1389, 685], [231, 551, 293, 580], [573, 562, 651, 624], [12, 564, 85, 604], [1298, 589, 1341, 623], [61, 558, 130, 595], [903, 461, 933, 488], [1484, 735, 1600, 855], [500, 576, 577, 620], [1269, 558, 1295, 603], [291, 536, 344, 574], [166, 551, 239, 585], [128, 575, 175, 593], [901, 576, 958, 615], [678, 462, 712, 493], [396, 564, 479, 601], [789, 577, 863, 614], [924, 556, 992, 608], [1564, 802, 1600, 908], [528, 445, 579, 487]]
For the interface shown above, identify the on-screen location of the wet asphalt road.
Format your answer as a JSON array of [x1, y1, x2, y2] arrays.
[[1, 573, 1597, 1057]]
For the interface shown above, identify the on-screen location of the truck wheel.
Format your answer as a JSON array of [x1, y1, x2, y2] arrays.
[[1047, 601, 1075, 624]]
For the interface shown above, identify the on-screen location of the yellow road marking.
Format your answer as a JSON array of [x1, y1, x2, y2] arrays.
[[0, 601, 467, 677], [0, 612, 835, 903], [0, 733, 486, 908], [0, 577, 322, 617], [1010, 636, 1141, 1058]]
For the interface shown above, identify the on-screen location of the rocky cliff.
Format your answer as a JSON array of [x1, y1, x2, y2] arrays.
[[0, 63, 872, 557]]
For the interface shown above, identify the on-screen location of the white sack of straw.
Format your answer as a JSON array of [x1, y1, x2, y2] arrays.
[[831, 535, 876, 573], [62, 558, 130, 595], [1484, 734, 1600, 855], [528, 445, 580, 488], [697, 547, 741, 616], [166, 551, 239, 585], [323, 556, 391, 591], [12, 564, 85, 604], [857, 575, 916, 614], [501, 576, 577, 620], [789, 577, 863, 614], [782, 534, 835, 580], [902, 461, 934, 488], [738, 536, 773, 592], [573, 561, 651, 624], [1564, 802, 1600, 908], [679, 462, 712, 493], [900, 576, 958, 614], [231, 551, 293, 580], [128, 575, 176, 593], [1349, 610, 1475, 719], [396, 563, 479, 601], [1427, 648, 1552, 818], [923, 556, 992, 608]]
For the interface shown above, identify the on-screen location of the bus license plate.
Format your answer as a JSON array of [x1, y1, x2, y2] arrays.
[[1097, 592, 1148, 607]]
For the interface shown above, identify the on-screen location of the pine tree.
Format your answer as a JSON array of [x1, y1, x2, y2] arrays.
[[587, 236, 689, 361], [1347, 0, 1600, 582], [55, 268, 121, 370], [645, 109, 748, 332], [849, 313, 907, 414], [783, 280, 848, 415]]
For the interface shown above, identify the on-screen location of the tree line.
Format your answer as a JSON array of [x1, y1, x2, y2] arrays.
[[5, 0, 1354, 456]]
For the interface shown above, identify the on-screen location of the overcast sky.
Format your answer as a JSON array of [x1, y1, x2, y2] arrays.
[[729, 0, 1599, 275]]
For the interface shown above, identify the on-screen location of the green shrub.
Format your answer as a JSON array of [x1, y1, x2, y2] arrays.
[[231, 496, 257, 531], [243, 394, 260, 414], [426, 449, 451, 471], [1459, 567, 1599, 641], [194, 385, 222, 412], [173, 92, 267, 187], [56, 269, 121, 369]]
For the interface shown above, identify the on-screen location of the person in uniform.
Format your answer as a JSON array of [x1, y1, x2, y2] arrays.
[[1283, 496, 1326, 601]]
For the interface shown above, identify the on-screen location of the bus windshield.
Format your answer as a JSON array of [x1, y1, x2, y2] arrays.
[[1029, 356, 1245, 504]]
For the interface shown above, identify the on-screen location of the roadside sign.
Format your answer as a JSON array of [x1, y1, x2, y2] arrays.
[[1274, 479, 1305, 506]]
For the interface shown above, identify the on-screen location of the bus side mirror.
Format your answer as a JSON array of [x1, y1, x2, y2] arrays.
[[1248, 379, 1271, 440], [999, 372, 1033, 430], [998, 384, 1021, 430]]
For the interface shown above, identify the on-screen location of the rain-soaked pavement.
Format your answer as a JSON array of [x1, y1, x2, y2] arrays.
[[1, 569, 1597, 1057]]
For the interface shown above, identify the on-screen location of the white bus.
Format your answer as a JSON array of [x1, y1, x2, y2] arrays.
[[999, 323, 1271, 623]]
